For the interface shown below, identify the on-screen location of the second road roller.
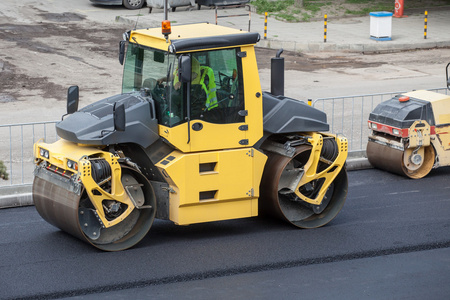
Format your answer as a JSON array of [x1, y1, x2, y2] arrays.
[[367, 63, 450, 179], [32, 21, 348, 251]]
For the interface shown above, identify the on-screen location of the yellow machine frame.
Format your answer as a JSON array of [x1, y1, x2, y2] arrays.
[[34, 139, 135, 228], [296, 133, 348, 205], [156, 148, 267, 225]]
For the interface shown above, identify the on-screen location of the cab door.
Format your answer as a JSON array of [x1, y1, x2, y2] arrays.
[[188, 48, 248, 151], [159, 46, 263, 153]]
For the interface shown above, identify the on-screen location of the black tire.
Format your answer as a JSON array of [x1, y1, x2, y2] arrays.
[[123, 0, 145, 9]]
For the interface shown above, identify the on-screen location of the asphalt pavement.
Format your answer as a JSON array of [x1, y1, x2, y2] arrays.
[[63, 248, 450, 300], [2, 167, 449, 299], [116, 5, 450, 53]]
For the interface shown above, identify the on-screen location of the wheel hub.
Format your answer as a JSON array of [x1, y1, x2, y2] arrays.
[[127, 0, 142, 7], [410, 153, 423, 165]]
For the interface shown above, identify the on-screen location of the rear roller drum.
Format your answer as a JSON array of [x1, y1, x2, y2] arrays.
[[33, 165, 156, 251], [367, 141, 435, 179], [260, 145, 348, 228]]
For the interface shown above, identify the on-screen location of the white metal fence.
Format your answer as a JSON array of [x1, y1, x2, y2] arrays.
[[313, 91, 406, 152], [0, 88, 448, 189], [312, 88, 449, 152], [0, 121, 58, 188]]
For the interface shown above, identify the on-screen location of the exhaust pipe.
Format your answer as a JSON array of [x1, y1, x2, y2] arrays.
[[271, 48, 284, 96]]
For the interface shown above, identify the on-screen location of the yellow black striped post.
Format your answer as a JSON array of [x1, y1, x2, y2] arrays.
[[264, 12, 268, 40], [324, 14, 327, 43], [424, 10, 428, 39]]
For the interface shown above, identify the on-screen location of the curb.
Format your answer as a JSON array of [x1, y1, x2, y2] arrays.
[[257, 39, 450, 54], [346, 157, 372, 171], [0, 185, 33, 209], [0, 193, 33, 209]]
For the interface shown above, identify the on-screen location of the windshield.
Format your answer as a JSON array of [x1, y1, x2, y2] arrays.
[[122, 43, 246, 128], [122, 43, 183, 127]]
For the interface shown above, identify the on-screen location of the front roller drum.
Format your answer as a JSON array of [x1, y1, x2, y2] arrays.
[[260, 145, 348, 228], [366, 140, 435, 179], [33, 165, 156, 251]]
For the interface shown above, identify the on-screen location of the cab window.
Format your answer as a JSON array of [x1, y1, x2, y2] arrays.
[[122, 43, 182, 127], [189, 48, 245, 124]]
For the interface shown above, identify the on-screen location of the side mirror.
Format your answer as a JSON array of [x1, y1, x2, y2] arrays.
[[113, 102, 126, 132], [119, 41, 126, 65], [178, 55, 191, 83], [67, 86, 79, 115]]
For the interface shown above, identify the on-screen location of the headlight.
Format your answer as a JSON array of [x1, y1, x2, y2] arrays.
[[392, 128, 400, 135], [371, 123, 378, 130], [39, 148, 49, 159], [67, 159, 78, 171]]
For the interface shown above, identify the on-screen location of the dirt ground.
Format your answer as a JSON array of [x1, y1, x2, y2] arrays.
[[0, 8, 130, 122], [0, 3, 449, 124]]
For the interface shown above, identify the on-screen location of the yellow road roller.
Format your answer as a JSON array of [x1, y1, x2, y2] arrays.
[[367, 63, 450, 178], [33, 22, 348, 251]]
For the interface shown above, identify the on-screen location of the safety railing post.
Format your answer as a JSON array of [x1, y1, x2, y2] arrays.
[[9, 126, 12, 185], [21, 125, 24, 184], [424, 11, 428, 39], [264, 12, 267, 39]]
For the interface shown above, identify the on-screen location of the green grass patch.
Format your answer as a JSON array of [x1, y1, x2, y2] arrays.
[[345, 0, 372, 4], [275, 13, 300, 22], [345, 3, 393, 15], [251, 0, 450, 22], [251, 0, 294, 14]]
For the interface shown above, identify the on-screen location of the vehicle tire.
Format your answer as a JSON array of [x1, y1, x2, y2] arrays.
[[123, 0, 145, 9]]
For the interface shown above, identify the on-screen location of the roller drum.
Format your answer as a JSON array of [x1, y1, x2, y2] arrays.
[[33, 165, 156, 251], [366, 140, 405, 176], [260, 145, 348, 228], [367, 140, 435, 179], [33, 174, 85, 241]]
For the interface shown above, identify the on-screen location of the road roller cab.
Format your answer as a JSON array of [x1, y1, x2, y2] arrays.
[[367, 64, 450, 178], [33, 23, 348, 251]]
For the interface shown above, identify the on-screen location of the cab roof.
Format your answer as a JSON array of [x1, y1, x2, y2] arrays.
[[129, 23, 260, 53]]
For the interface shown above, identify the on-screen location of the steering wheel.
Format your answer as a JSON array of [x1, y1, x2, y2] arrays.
[[219, 72, 232, 92]]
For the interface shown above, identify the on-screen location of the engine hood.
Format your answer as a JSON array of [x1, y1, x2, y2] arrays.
[[369, 94, 435, 129], [262, 92, 329, 133], [56, 92, 159, 148]]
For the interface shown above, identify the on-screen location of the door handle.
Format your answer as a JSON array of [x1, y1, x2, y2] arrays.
[[192, 122, 203, 131]]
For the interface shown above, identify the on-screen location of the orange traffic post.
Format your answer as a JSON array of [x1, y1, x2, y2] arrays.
[[424, 11, 428, 39], [324, 14, 327, 43], [394, 0, 407, 18]]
